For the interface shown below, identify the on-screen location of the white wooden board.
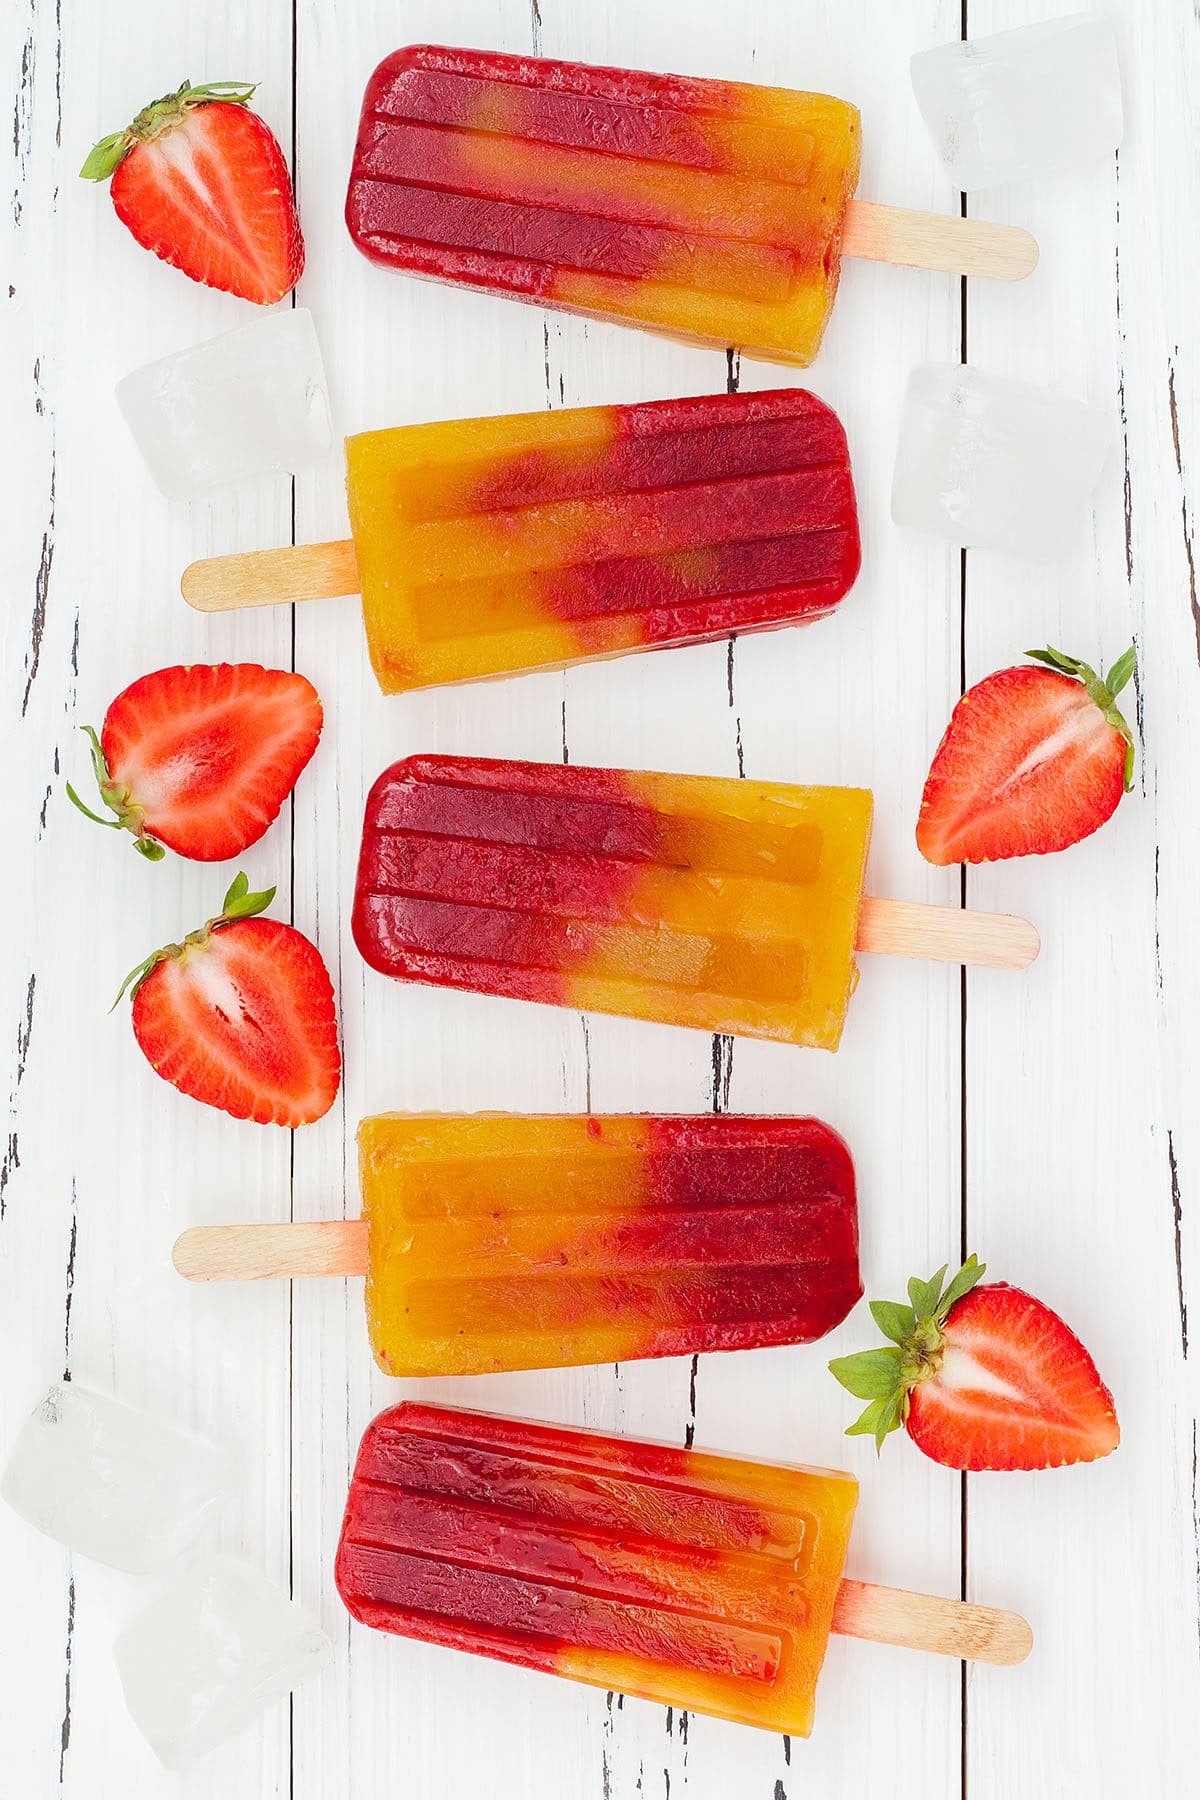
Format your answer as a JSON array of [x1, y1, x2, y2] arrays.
[[2, 2, 1197, 1796]]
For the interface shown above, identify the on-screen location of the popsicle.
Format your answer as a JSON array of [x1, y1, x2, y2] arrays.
[[180, 387, 861, 693], [173, 1112, 863, 1377], [335, 1402, 1032, 1735], [351, 754, 1039, 1051], [345, 46, 1038, 366]]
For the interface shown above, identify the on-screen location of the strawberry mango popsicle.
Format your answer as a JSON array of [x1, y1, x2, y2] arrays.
[[336, 1402, 859, 1735], [353, 754, 873, 1051], [183, 387, 860, 690], [347, 45, 861, 365], [173, 1112, 862, 1378], [358, 1112, 861, 1375], [345, 387, 859, 692]]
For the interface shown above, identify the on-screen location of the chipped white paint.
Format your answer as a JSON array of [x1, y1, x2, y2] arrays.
[[2, 2, 1198, 1797]]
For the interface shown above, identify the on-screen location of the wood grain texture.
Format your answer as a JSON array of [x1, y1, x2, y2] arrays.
[[844, 200, 1039, 280], [831, 1580, 1033, 1667], [181, 540, 359, 611], [857, 896, 1040, 967], [3, 1, 1196, 1798], [174, 1223, 369, 1282]]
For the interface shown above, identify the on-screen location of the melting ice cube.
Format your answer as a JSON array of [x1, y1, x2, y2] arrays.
[[1, 1381, 234, 1573], [116, 306, 334, 499], [891, 364, 1112, 560], [115, 1557, 332, 1769], [911, 13, 1123, 192]]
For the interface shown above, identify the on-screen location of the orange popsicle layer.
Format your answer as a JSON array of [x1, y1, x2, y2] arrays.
[[352, 755, 874, 1049], [346, 45, 861, 364], [345, 388, 860, 692], [336, 1403, 859, 1735], [357, 1113, 862, 1375]]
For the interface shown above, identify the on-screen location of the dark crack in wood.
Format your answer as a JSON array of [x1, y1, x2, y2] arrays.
[[12, 18, 33, 227], [1, 973, 36, 1219], [1153, 830, 1163, 993], [58, 1571, 74, 1786], [23, 462, 54, 716], [1167, 356, 1199, 665], [1169, 1131, 1189, 1359], [62, 1176, 77, 1375], [684, 1352, 698, 1451]]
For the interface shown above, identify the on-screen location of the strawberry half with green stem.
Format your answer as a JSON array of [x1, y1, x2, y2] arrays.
[[67, 663, 322, 863], [829, 1256, 1120, 1472], [917, 644, 1137, 865], [81, 79, 303, 303], [117, 873, 340, 1127]]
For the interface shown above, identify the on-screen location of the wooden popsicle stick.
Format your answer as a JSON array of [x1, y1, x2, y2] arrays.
[[173, 1221, 368, 1281], [857, 895, 1039, 970], [832, 1578, 1032, 1667], [844, 200, 1039, 282], [181, 539, 359, 612]]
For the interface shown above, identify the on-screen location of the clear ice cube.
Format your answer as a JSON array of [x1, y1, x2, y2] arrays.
[[0, 1382, 234, 1573], [115, 1557, 332, 1770], [911, 14, 1123, 192], [891, 364, 1112, 560], [115, 307, 334, 499]]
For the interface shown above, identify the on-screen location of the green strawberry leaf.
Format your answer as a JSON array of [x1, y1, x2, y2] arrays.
[[1105, 644, 1137, 696], [219, 872, 276, 922], [80, 131, 131, 180], [937, 1254, 987, 1318], [828, 1347, 902, 1401], [869, 1299, 916, 1343], [65, 782, 121, 829], [111, 948, 167, 1011], [871, 1389, 908, 1451], [845, 1398, 889, 1438], [908, 1266, 947, 1319], [1026, 646, 1089, 679]]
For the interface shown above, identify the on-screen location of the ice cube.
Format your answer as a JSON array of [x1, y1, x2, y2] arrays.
[[911, 14, 1122, 192], [116, 307, 334, 499], [891, 364, 1112, 560], [1, 1382, 234, 1573], [115, 1557, 332, 1770]]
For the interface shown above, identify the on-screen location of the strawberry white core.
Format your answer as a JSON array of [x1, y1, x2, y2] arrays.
[[935, 1343, 1025, 1403]]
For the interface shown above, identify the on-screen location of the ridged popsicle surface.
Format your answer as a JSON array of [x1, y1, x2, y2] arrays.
[[346, 45, 861, 364], [336, 1402, 859, 1734], [357, 1112, 862, 1374], [352, 755, 874, 1049], [346, 388, 860, 692]]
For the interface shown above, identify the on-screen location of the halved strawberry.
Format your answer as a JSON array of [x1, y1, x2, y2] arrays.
[[67, 663, 322, 863], [829, 1256, 1120, 1472], [81, 79, 303, 303], [917, 645, 1137, 865], [118, 873, 340, 1127]]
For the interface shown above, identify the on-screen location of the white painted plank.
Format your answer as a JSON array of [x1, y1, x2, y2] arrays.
[[955, 3, 1200, 1796], [2, 4, 303, 1796]]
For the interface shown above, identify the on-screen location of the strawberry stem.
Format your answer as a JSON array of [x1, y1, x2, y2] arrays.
[[65, 725, 164, 858], [80, 79, 259, 180], [829, 1255, 987, 1451]]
